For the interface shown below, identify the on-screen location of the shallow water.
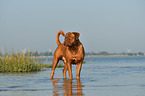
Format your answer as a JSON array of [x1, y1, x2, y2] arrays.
[[0, 56, 145, 96]]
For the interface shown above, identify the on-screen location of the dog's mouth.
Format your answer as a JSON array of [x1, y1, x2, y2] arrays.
[[64, 43, 72, 46]]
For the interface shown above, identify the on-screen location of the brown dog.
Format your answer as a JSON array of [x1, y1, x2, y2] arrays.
[[50, 30, 85, 79]]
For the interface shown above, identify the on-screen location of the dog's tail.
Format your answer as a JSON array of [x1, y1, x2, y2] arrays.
[[56, 30, 65, 45]]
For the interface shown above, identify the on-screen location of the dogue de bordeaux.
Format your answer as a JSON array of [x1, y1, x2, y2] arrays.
[[50, 30, 85, 79]]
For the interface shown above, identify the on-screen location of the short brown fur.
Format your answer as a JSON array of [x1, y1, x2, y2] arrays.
[[50, 30, 85, 79]]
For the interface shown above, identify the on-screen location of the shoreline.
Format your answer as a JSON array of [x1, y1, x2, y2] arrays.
[[86, 55, 145, 57]]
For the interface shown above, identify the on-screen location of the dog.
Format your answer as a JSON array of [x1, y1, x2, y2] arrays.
[[50, 30, 85, 79]]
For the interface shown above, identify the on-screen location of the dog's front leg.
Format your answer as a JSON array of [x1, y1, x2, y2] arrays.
[[63, 63, 67, 79], [76, 62, 82, 79], [67, 62, 73, 79]]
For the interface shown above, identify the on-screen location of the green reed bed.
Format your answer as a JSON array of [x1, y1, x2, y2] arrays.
[[0, 52, 63, 72]]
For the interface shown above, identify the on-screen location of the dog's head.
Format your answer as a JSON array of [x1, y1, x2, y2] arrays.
[[64, 32, 80, 47]]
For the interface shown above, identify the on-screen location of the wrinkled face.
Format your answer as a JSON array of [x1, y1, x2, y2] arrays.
[[64, 32, 80, 47]]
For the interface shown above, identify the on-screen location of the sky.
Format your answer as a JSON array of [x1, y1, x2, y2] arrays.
[[0, 0, 145, 53]]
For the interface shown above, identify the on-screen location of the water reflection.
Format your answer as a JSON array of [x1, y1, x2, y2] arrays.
[[52, 79, 84, 96]]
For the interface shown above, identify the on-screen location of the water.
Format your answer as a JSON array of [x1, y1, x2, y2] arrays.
[[0, 56, 145, 96]]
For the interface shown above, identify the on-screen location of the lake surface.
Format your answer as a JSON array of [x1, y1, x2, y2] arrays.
[[0, 56, 145, 96]]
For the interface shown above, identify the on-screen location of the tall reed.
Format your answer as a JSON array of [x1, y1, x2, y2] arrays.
[[0, 51, 40, 72], [0, 50, 64, 72]]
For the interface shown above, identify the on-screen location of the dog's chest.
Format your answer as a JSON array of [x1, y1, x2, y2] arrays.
[[69, 49, 78, 55], [71, 58, 79, 64], [64, 46, 83, 64], [69, 52, 80, 63], [62, 56, 81, 64]]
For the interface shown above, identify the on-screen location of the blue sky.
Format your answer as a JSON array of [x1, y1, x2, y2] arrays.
[[0, 0, 145, 53]]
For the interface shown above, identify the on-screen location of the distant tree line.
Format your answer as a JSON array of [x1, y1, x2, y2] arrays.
[[0, 50, 144, 57], [86, 51, 109, 55], [27, 51, 145, 56], [85, 51, 145, 56], [25, 51, 53, 56]]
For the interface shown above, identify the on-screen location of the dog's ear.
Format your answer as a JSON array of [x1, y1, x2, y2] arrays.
[[72, 32, 80, 39]]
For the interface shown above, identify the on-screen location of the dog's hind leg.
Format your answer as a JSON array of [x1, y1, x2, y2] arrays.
[[50, 57, 59, 79]]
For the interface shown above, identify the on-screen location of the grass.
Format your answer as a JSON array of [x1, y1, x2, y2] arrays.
[[0, 51, 63, 72]]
